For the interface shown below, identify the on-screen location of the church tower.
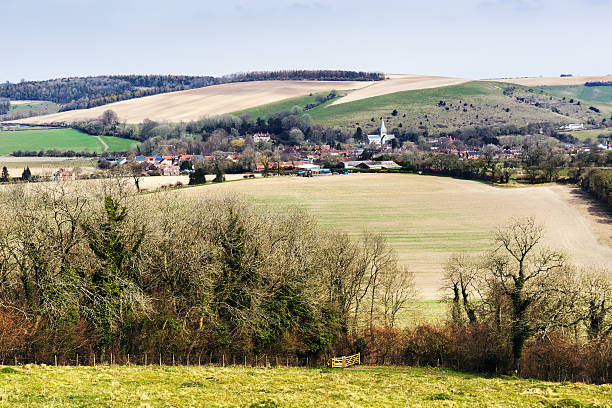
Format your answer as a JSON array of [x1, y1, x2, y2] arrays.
[[380, 119, 387, 136]]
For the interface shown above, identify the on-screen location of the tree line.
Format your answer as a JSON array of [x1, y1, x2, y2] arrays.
[[0, 71, 382, 113], [0, 181, 412, 365], [585, 81, 612, 87]]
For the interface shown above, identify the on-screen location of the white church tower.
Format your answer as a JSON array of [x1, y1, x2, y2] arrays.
[[367, 119, 395, 145]]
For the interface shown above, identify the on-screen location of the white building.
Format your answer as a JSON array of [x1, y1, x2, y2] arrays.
[[562, 123, 584, 131], [367, 120, 395, 145]]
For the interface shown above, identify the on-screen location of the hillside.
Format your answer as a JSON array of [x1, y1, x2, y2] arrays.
[[303, 81, 611, 133], [330, 74, 470, 105], [11, 80, 370, 125], [1, 365, 609, 407]]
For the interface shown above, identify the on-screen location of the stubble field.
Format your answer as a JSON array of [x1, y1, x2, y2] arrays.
[[0, 365, 610, 407], [179, 173, 612, 299]]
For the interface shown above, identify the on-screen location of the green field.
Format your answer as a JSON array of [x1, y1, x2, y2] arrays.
[[301, 81, 610, 134], [231, 91, 345, 119], [565, 128, 612, 142], [542, 85, 612, 105], [0, 365, 609, 407], [0, 128, 139, 154]]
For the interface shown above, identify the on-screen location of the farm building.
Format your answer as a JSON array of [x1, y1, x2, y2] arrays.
[[367, 120, 395, 145], [562, 123, 584, 131], [342, 160, 401, 169]]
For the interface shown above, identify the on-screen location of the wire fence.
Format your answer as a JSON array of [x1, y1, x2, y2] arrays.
[[1, 352, 339, 368]]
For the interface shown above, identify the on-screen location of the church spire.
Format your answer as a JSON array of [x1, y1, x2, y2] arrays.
[[380, 119, 387, 136]]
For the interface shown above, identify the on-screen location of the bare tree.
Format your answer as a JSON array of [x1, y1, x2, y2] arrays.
[[491, 217, 566, 371], [443, 254, 481, 325], [380, 265, 416, 328]]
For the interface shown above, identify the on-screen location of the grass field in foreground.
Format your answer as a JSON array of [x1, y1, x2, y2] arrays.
[[180, 174, 612, 300], [0, 365, 609, 407], [0, 128, 139, 154]]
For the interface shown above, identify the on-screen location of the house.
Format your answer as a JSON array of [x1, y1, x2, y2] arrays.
[[52, 168, 76, 181], [160, 165, 180, 176], [367, 120, 396, 145], [253, 132, 271, 143]]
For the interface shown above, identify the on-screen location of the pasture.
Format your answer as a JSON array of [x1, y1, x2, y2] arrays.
[[566, 128, 612, 142], [330, 74, 470, 105], [12, 80, 371, 125], [231, 91, 344, 119], [179, 174, 612, 299], [0, 365, 609, 407], [0, 128, 138, 155], [543, 84, 612, 105]]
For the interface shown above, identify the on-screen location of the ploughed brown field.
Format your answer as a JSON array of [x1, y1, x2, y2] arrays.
[[177, 174, 612, 299], [11, 80, 370, 125]]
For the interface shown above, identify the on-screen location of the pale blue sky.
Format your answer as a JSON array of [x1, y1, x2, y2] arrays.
[[2, 0, 611, 82]]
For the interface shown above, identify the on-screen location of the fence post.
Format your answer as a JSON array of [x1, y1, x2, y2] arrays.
[[93, 354, 96, 366], [127, 354, 130, 365], [222, 353, 225, 367], [159, 353, 162, 366], [172, 352, 175, 366], [209, 352, 212, 366], [76, 354, 79, 367], [244, 355, 247, 367], [145, 353, 147, 366], [14, 356, 17, 366], [265, 355, 268, 367], [286, 356, 288, 367], [255, 355, 258, 367], [306, 356, 309, 367], [198, 355, 201, 367], [55, 355, 57, 367]]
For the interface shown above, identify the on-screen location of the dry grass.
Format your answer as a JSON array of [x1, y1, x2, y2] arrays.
[[12, 80, 370, 125], [330, 74, 470, 105], [0, 365, 609, 407], [177, 174, 612, 298], [486, 75, 612, 87]]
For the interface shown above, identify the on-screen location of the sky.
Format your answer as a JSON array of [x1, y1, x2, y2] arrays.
[[1, 0, 611, 82]]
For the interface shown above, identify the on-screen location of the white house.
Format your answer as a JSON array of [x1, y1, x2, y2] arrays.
[[367, 120, 395, 145]]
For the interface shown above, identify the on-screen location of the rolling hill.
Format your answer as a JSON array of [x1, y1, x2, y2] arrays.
[[303, 81, 611, 133], [10, 80, 371, 125]]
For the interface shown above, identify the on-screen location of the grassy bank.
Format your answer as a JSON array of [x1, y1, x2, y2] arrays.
[[0, 365, 609, 407]]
